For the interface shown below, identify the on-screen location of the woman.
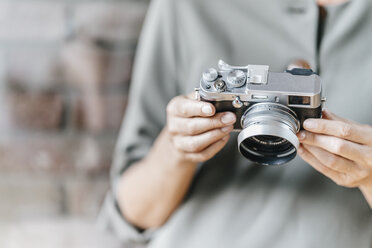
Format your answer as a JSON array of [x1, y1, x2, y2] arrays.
[[99, 0, 372, 247]]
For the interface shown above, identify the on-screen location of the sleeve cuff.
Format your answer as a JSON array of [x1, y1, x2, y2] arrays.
[[97, 192, 157, 244]]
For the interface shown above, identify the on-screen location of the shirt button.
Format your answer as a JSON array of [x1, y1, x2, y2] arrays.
[[287, 0, 308, 14]]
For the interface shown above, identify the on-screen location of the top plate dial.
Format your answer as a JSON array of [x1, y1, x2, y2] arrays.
[[227, 70, 246, 88]]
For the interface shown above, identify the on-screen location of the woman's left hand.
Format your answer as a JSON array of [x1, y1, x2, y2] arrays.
[[297, 109, 372, 208]]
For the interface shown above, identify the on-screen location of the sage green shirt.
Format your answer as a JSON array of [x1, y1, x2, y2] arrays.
[[98, 0, 372, 247]]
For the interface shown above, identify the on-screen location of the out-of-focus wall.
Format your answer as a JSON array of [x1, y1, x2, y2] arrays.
[[0, 0, 149, 247]]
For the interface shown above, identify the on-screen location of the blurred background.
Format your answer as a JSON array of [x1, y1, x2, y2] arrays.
[[0, 0, 149, 247]]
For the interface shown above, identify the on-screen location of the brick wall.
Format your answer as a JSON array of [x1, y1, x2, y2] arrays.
[[0, 0, 149, 247]]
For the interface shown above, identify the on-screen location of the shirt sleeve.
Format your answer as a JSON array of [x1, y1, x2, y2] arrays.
[[97, 0, 180, 243]]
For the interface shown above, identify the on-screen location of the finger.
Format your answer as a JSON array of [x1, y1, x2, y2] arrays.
[[186, 92, 198, 100], [298, 131, 370, 165], [168, 112, 236, 135], [317, 0, 349, 7], [184, 135, 230, 162], [298, 144, 347, 186], [302, 144, 363, 178], [303, 118, 372, 145], [173, 127, 233, 153], [167, 95, 215, 118]]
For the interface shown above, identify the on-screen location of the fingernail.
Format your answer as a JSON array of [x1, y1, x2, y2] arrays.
[[202, 105, 213, 115], [221, 126, 233, 133], [304, 119, 317, 130], [298, 131, 306, 140], [221, 113, 236, 124], [222, 135, 229, 141]]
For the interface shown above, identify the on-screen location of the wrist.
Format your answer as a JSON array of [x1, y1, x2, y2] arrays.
[[359, 184, 372, 193], [359, 176, 372, 191], [150, 126, 198, 171], [359, 184, 372, 209]]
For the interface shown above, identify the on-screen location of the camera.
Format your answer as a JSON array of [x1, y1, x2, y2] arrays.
[[196, 60, 325, 165]]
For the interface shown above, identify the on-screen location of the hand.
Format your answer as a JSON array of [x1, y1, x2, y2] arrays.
[[297, 109, 372, 197], [166, 93, 236, 163]]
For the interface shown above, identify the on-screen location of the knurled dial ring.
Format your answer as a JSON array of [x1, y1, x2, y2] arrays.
[[227, 70, 246, 88]]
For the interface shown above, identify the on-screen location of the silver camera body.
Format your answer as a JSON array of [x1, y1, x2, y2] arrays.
[[197, 60, 325, 165]]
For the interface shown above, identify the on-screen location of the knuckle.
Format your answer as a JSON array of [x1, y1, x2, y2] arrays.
[[334, 174, 348, 187], [198, 153, 209, 162], [363, 166, 371, 175], [167, 120, 176, 133], [331, 139, 345, 154], [179, 104, 187, 116], [186, 121, 198, 135], [190, 153, 205, 163], [183, 153, 195, 162], [358, 169, 370, 181], [211, 116, 222, 129], [363, 149, 372, 167], [335, 181, 345, 187], [340, 123, 352, 138], [187, 139, 201, 152], [166, 101, 176, 115], [334, 178, 344, 187], [319, 166, 331, 176], [318, 122, 326, 132], [306, 132, 315, 142], [214, 128, 224, 136], [183, 153, 196, 163], [337, 174, 358, 188], [201, 149, 214, 161], [168, 125, 175, 134], [325, 155, 338, 167], [207, 130, 222, 141], [175, 145, 184, 153], [342, 176, 356, 188], [190, 156, 201, 163], [172, 138, 182, 150]]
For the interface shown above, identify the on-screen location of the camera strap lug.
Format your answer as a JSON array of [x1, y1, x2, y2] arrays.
[[194, 88, 200, 101]]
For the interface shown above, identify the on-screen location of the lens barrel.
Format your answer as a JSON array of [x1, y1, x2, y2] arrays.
[[237, 102, 300, 165]]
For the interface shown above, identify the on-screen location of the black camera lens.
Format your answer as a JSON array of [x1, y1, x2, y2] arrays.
[[240, 136, 296, 165]]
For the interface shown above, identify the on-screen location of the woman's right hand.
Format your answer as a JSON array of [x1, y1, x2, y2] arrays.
[[166, 93, 237, 163], [118, 93, 237, 229]]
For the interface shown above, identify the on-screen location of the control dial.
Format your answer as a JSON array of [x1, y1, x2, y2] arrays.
[[227, 70, 246, 88], [202, 68, 218, 82]]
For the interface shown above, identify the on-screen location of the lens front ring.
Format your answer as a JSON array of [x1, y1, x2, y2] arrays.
[[237, 103, 300, 165], [240, 102, 300, 132]]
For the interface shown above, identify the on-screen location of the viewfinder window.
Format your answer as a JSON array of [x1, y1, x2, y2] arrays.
[[288, 96, 311, 105]]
